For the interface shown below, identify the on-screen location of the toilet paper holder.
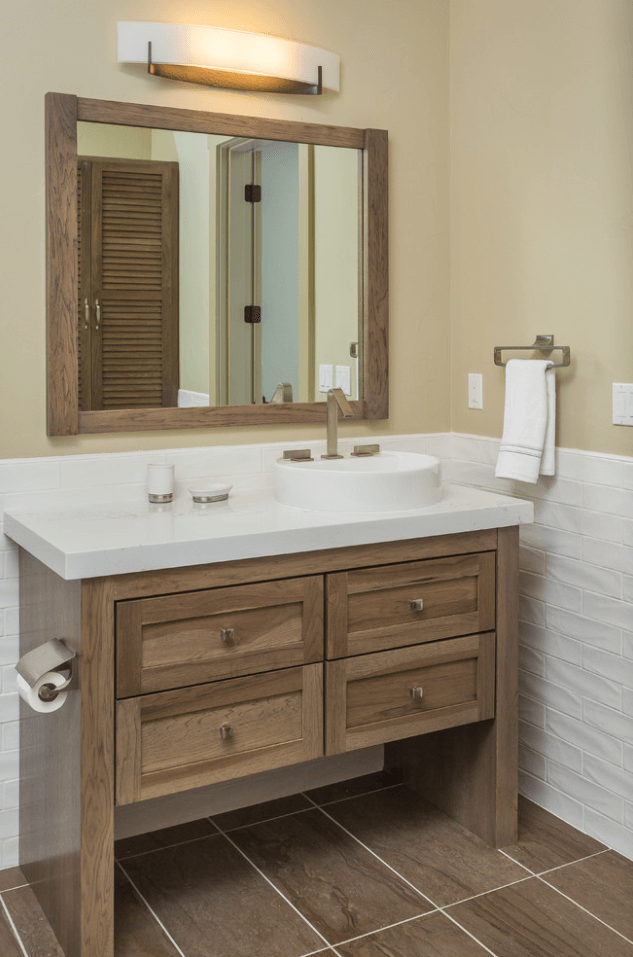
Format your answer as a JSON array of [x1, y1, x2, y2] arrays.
[[15, 639, 76, 702]]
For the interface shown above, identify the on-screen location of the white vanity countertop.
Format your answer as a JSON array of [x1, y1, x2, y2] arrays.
[[4, 483, 533, 580]]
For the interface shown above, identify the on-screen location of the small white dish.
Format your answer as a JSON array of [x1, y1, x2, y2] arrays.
[[188, 482, 232, 504]]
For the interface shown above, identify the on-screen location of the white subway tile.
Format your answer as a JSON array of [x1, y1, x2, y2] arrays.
[[583, 483, 633, 519], [2, 723, 18, 752], [451, 435, 482, 463], [0, 809, 18, 841], [3, 780, 18, 811], [478, 438, 500, 465], [518, 772, 584, 829], [519, 572, 582, 613], [519, 595, 547, 628], [0, 751, 18, 784], [518, 545, 547, 576], [1, 667, 16, 696], [547, 760, 623, 823], [519, 623, 582, 666], [3, 549, 18, 580], [583, 809, 633, 860], [546, 607, 621, 653], [624, 745, 633, 774], [582, 646, 633, 689], [624, 576, 633, 604], [528, 476, 583, 508], [1, 837, 18, 869], [624, 632, 633, 661], [582, 509, 623, 544], [534, 501, 583, 535], [521, 673, 582, 720], [520, 720, 582, 772], [548, 553, 622, 599], [555, 450, 586, 481], [582, 457, 629, 489], [624, 462, 633, 491], [624, 520, 633, 547], [0, 461, 61, 494], [0, 581, 18, 610], [425, 433, 453, 458], [582, 538, 633, 577], [625, 802, 633, 831], [583, 699, 633, 746], [583, 754, 633, 802], [519, 694, 546, 728], [519, 744, 547, 780], [623, 689, 633, 718], [545, 658, 621, 710], [582, 592, 633, 632], [545, 709, 623, 766], [519, 645, 545, 677], [519, 523, 582, 559], [3, 608, 18, 638], [0, 695, 18, 724], [60, 452, 156, 489]]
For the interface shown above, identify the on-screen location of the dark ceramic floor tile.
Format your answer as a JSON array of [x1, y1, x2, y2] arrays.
[[115, 867, 182, 957], [543, 850, 633, 940], [121, 833, 325, 957], [115, 817, 217, 859], [2, 884, 65, 956], [326, 786, 528, 907], [449, 876, 633, 957], [306, 770, 403, 806], [229, 807, 432, 945], [501, 796, 607, 872], [335, 911, 492, 956], [212, 793, 313, 831], [0, 905, 23, 957], [0, 866, 26, 892]]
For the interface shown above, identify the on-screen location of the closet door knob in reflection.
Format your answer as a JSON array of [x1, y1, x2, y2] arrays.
[[220, 724, 234, 740], [409, 598, 424, 611]]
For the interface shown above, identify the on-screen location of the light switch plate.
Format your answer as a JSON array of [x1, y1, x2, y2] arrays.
[[335, 365, 351, 396], [612, 383, 633, 426], [319, 364, 333, 393]]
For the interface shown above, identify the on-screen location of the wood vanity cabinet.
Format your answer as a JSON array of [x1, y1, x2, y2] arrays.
[[18, 525, 518, 957]]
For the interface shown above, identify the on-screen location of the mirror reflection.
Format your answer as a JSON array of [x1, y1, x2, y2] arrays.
[[77, 122, 362, 411]]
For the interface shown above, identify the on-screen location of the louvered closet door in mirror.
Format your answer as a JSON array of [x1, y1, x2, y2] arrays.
[[78, 158, 179, 410]]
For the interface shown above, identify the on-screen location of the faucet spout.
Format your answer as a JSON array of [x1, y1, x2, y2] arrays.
[[322, 388, 354, 459]]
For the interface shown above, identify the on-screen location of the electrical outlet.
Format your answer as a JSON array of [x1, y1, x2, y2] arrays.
[[335, 365, 351, 396], [613, 383, 633, 425], [468, 373, 483, 410], [318, 364, 333, 392]]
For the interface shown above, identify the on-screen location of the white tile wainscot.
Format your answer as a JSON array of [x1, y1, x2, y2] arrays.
[[446, 434, 633, 860]]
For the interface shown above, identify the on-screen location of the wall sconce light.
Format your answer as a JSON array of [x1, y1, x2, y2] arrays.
[[117, 22, 340, 95]]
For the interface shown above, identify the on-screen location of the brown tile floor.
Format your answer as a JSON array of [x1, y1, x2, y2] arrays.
[[3, 775, 633, 957]]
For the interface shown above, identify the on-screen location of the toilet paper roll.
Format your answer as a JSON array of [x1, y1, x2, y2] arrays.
[[16, 671, 68, 713]]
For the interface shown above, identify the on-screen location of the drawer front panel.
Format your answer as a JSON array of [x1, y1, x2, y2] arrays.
[[325, 633, 495, 754], [116, 576, 324, 696], [326, 552, 495, 658], [116, 664, 323, 804]]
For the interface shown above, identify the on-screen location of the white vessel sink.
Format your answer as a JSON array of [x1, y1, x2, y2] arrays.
[[274, 451, 443, 512]]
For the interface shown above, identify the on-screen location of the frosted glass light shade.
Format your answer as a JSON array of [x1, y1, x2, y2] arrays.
[[117, 22, 340, 94]]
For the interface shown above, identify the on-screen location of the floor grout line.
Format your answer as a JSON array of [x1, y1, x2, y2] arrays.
[[115, 828, 221, 862], [533, 848, 609, 878], [0, 895, 29, 957], [439, 908, 502, 957], [208, 803, 314, 835], [302, 782, 404, 809], [319, 909, 442, 950], [216, 826, 334, 953], [442, 874, 534, 910], [497, 847, 537, 875], [116, 861, 188, 957], [536, 875, 633, 947]]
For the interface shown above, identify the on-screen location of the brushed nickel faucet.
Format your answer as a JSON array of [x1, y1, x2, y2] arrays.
[[322, 388, 353, 459]]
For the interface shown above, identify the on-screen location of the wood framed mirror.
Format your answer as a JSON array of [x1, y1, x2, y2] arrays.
[[46, 93, 388, 435]]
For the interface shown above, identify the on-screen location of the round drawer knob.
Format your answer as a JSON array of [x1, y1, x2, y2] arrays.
[[220, 627, 237, 645], [220, 724, 234, 740], [409, 599, 424, 611], [409, 686, 424, 702]]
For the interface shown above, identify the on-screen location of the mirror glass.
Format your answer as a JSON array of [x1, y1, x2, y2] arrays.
[[77, 122, 362, 411]]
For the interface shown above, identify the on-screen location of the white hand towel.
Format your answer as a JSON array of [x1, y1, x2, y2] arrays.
[[495, 359, 556, 484]]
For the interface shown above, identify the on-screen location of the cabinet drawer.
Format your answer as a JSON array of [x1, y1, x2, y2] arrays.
[[116, 576, 324, 697], [325, 633, 495, 754], [116, 664, 323, 804], [326, 552, 495, 658]]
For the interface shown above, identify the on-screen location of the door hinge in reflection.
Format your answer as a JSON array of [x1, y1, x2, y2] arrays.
[[244, 184, 262, 203], [244, 306, 262, 324]]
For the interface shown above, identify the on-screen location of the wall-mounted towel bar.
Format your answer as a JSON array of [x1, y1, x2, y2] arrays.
[[494, 335, 571, 368]]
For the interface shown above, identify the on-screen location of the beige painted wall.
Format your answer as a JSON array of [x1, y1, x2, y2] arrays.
[[0, 0, 449, 459], [450, 0, 633, 455]]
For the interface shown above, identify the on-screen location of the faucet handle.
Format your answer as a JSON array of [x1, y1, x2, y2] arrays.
[[282, 449, 313, 462]]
